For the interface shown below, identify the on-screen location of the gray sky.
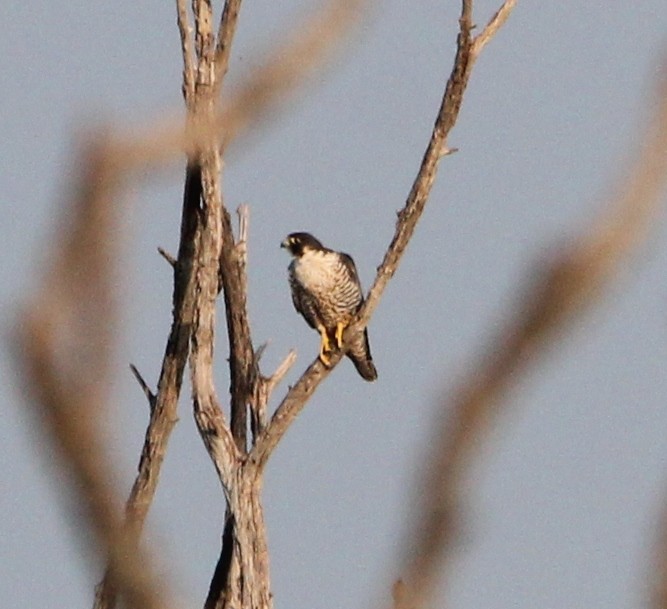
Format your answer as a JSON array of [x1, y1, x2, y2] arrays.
[[3, 1, 667, 608]]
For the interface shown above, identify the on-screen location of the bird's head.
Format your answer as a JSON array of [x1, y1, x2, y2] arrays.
[[281, 232, 324, 257]]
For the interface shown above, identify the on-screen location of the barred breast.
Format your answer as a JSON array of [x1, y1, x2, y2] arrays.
[[292, 250, 363, 329]]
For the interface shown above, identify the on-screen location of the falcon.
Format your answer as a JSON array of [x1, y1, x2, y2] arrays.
[[281, 232, 378, 382]]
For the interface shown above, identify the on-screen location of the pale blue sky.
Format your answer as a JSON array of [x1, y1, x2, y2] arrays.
[[3, 2, 667, 608]]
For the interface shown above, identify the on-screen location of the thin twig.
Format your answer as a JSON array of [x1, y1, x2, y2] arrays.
[[471, 0, 517, 56], [129, 364, 157, 411], [237, 203, 249, 252], [251, 349, 297, 440], [255, 341, 269, 363], [266, 349, 297, 395], [158, 246, 177, 267]]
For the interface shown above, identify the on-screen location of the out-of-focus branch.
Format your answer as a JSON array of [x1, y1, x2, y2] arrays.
[[93, 160, 205, 609], [250, 0, 515, 472], [397, 69, 667, 609], [215, 0, 364, 148], [104, 0, 364, 172], [16, 139, 172, 609]]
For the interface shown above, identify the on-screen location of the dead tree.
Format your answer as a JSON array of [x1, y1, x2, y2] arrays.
[[16, 1, 667, 609]]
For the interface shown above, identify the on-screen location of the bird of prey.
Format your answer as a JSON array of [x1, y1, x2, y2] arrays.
[[281, 232, 378, 382]]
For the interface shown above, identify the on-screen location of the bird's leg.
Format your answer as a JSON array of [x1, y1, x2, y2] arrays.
[[335, 320, 348, 349], [317, 324, 332, 366]]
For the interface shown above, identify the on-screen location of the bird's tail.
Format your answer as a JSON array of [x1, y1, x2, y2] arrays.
[[346, 328, 378, 382]]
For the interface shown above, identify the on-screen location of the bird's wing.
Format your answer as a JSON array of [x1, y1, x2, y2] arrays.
[[339, 252, 365, 309], [339, 253, 362, 288]]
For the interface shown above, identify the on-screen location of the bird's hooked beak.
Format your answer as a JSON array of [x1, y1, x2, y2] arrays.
[[280, 238, 288, 249]]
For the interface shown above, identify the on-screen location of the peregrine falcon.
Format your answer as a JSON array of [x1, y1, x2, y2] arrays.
[[281, 232, 378, 382]]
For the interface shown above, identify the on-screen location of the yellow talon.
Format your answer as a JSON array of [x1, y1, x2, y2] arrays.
[[318, 325, 332, 366], [319, 350, 331, 367], [335, 321, 347, 349]]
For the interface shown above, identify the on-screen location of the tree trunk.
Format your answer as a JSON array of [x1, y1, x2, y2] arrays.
[[218, 468, 271, 609]]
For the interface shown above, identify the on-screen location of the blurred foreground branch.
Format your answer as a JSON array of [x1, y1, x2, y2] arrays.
[[396, 68, 667, 609], [103, 0, 365, 173], [15, 141, 171, 609]]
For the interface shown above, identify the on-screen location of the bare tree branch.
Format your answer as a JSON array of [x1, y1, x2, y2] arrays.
[[471, 0, 517, 56], [396, 64, 667, 609], [214, 0, 243, 95], [251, 348, 297, 440], [358, 0, 476, 326], [193, 0, 215, 71], [176, 0, 196, 103], [250, 357, 335, 471], [250, 0, 516, 472], [158, 246, 177, 267], [129, 364, 157, 411], [93, 159, 205, 609], [187, 4, 255, 607], [218, 185, 256, 456], [265, 349, 297, 396], [189, 156, 240, 487], [219, 200, 255, 451]]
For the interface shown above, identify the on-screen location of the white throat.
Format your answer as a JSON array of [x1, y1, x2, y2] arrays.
[[293, 249, 339, 289]]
